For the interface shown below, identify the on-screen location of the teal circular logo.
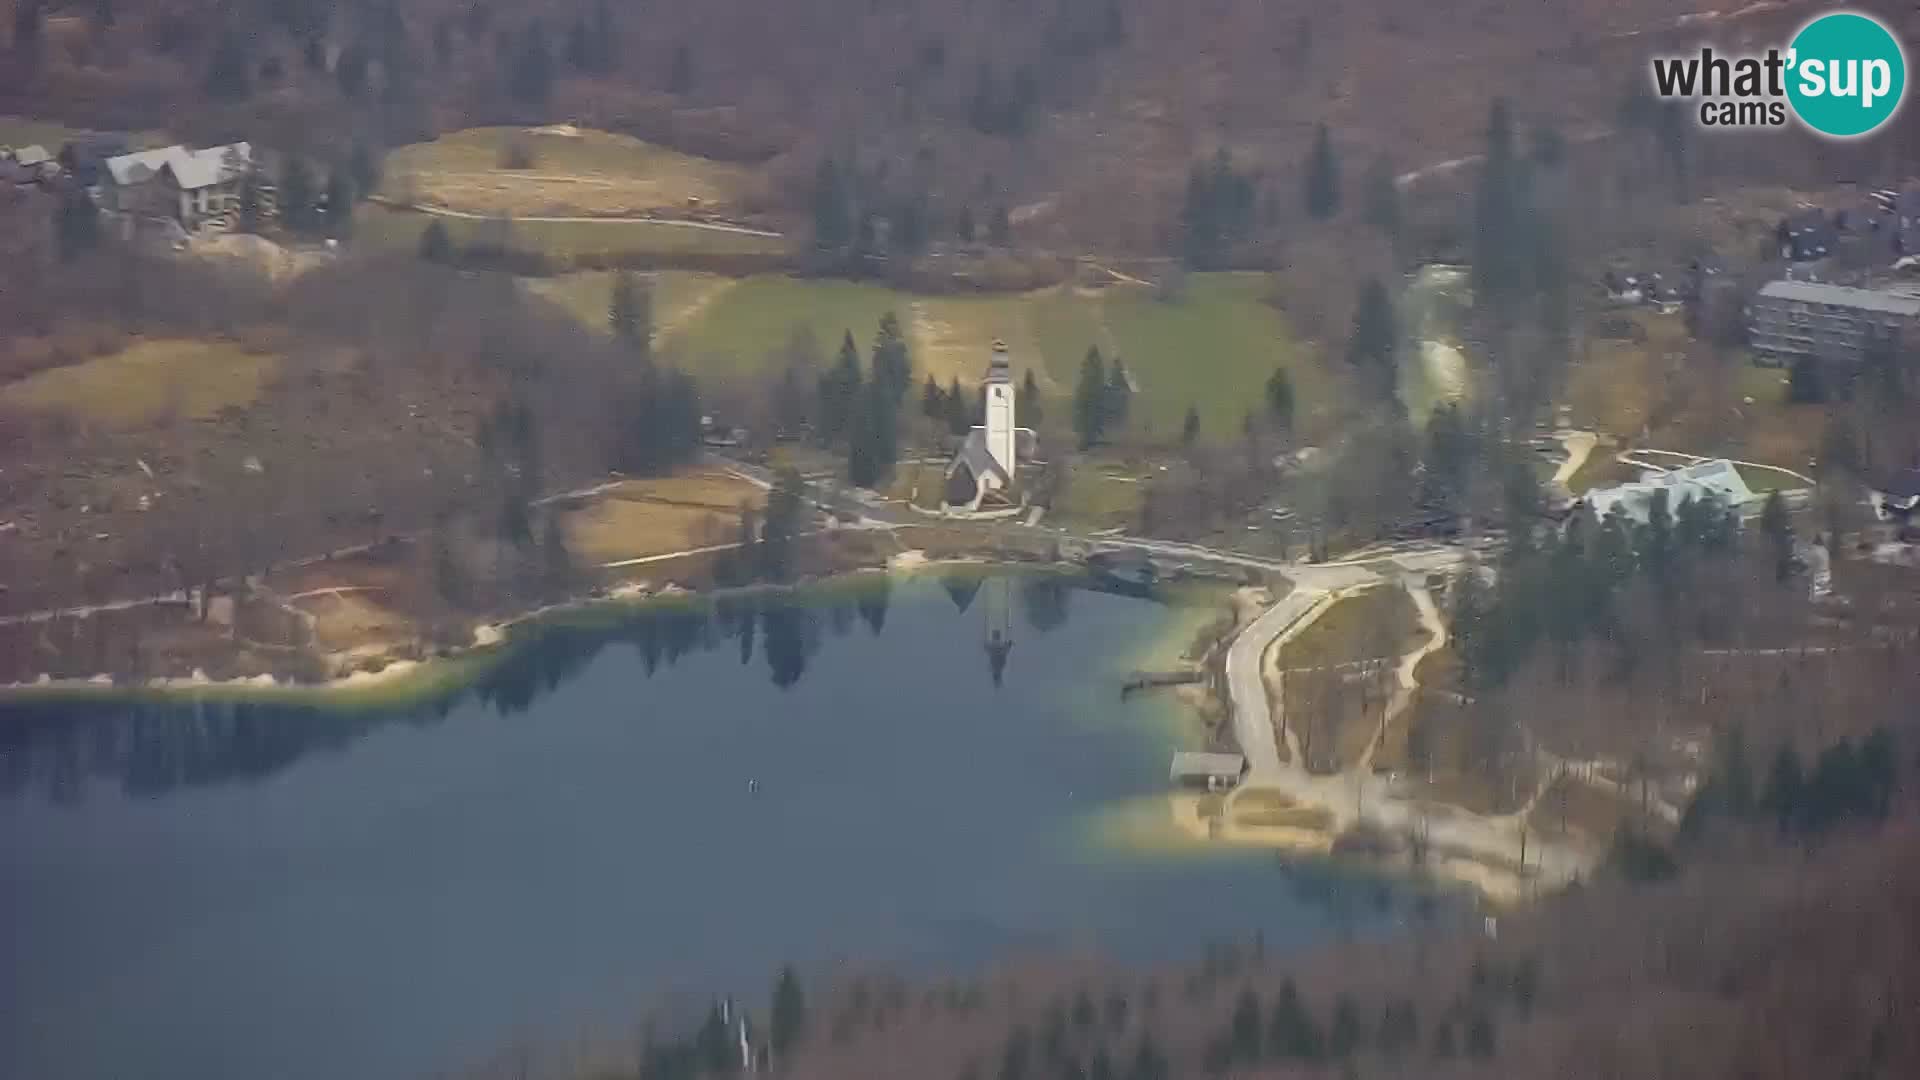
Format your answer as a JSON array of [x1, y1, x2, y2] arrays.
[[1786, 12, 1906, 137]]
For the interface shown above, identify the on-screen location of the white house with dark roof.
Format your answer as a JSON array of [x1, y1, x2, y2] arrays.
[[1582, 459, 1759, 526], [100, 143, 253, 231]]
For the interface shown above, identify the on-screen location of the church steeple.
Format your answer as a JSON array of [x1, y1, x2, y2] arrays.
[[982, 574, 1014, 688], [984, 340, 1016, 480]]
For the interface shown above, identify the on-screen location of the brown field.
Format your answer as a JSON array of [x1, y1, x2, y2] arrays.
[[559, 471, 765, 564], [382, 126, 759, 219], [0, 337, 279, 428]]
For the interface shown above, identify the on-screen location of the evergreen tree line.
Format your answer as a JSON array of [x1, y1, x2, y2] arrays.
[[969, 63, 1041, 136], [1450, 485, 1750, 692], [1201, 970, 1510, 1075], [1683, 725, 1901, 840], [919, 368, 1044, 438], [203, 3, 426, 106], [635, 964, 807, 1080], [810, 154, 946, 260], [815, 313, 915, 488], [562, 0, 621, 76], [275, 150, 380, 240], [1071, 346, 1133, 448], [1472, 100, 1573, 343], [1180, 150, 1259, 270], [1042, 0, 1128, 59]]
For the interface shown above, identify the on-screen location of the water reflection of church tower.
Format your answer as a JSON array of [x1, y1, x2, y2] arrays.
[[982, 574, 1014, 687]]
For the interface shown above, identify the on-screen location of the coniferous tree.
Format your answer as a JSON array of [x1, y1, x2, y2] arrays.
[[419, 219, 452, 262], [236, 173, 263, 233], [759, 469, 805, 582], [508, 22, 553, 104], [1465, 1011, 1496, 1058], [1763, 743, 1805, 832], [336, 44, 370, 97], [324, 171, 354, 239], [55, 187, 99, 262], [921, 374, 945, 422], [872, 312, 912, 404], [668, 43, 693, 94], [812, 156, 854, 251], [988, 203, 1011, 247], [564, 17, 591, 70], [350, 143, 382, 201], [1073, 346, 1109, 449], [1328, 994, 1363, 1057], [204, 30, 252, 101], [1021, 369, 1043, 428], [1305, 123, 1340, 219], [13, 0, 44, 53], [1787, 355, 1826, 403], [609, 271, 652, 356], [1229, 987, 1262, 1063], [280, 156, 315, 233], [1473, 99, 1529, 313], [771, 965, 807, 1060], [946, 376, 972, 436], [590, 0, 618, 72], [817, 332, 863, 445], [1268, 979, 1324, 1062], [1266, 366, 1295, 431], [1347, 277, 1397, 399], [848, 375, 899, 488]]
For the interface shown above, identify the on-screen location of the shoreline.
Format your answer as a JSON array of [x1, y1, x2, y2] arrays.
[[0, 556, 1110, 710]]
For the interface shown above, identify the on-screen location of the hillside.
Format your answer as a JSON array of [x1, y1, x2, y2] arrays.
[[9, 0, 1917, 256]]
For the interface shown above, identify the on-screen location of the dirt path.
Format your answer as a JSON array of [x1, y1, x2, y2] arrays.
[[366, 196, 783, 237], [1553, 429, 1599, 489], [655, 278, 740, 344]]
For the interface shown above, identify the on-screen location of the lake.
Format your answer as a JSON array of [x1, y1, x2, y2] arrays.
[[0, 571, 1410, 1080]]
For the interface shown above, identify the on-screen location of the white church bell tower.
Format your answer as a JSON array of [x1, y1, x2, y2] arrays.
[[985, 340, 1016, 480]]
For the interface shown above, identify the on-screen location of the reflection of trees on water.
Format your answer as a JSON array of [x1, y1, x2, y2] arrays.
[[0, 573, 1114, 806], [943, 574, 982, 613], [1020, 575, 1072, 634], [0, 591, 849, 805]]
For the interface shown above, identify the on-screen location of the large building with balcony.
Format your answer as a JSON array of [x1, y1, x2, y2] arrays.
[[1747, 279, 1920, 368]]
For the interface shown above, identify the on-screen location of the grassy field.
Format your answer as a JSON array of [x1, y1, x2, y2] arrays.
[[527, 271, 737, 341], [381, 126, 756, 218], [1091, 275, 1315, 439], [355, 204, 787, 261], [1280, 585, 1423, 668], [674, 276, 913, 375], [0, 338, 278, 428], [656, 273, 1319, 440], [1050, 468, 1147, 531]]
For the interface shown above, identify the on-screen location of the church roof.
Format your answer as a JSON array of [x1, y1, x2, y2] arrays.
[[948, 428, 1009, 486]]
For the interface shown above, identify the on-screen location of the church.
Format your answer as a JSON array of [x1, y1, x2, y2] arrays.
[[943, 341, 1037, 511]]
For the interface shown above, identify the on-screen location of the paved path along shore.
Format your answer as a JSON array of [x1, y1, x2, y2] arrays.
[[1219, 550, 1598, 893]]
